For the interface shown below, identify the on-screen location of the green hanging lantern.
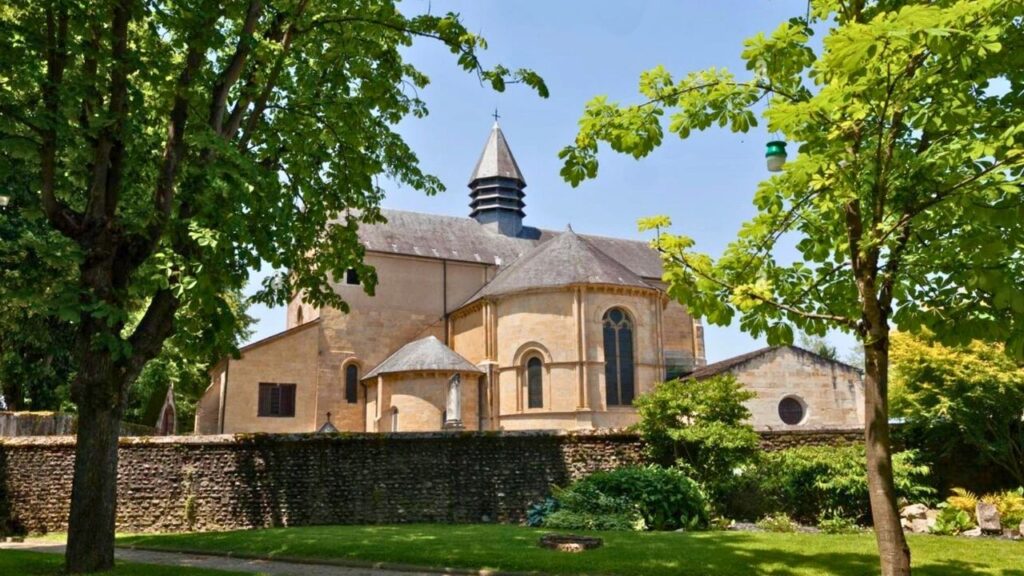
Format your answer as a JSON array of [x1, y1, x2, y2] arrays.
[[766, 140, 788, 172]]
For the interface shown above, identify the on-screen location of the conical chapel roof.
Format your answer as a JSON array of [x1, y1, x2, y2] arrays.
[[468, 122, 526, 186], [465, 227, 654, 303], [363, 336, 482, 380]]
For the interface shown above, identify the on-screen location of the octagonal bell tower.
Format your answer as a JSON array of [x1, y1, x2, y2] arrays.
[[468, 122, 527, 236]]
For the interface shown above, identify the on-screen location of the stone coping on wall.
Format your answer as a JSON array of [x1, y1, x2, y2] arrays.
[[0, 428, 644, 447], [759, 426, 864, 435], [0, 426, 864, 449]]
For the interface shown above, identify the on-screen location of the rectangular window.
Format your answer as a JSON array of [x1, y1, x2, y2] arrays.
[[258, 383, 297, 417], [345, 268, 360, 285]]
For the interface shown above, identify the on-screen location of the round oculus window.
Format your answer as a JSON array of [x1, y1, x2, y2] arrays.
[[778, 397, 805, 425]]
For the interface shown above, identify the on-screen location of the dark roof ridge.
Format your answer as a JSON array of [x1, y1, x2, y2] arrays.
[[686, 345, 861, 380], [237, 319, 320, 356], [354, 208, 665, 279], [460, 227, 654, 305]]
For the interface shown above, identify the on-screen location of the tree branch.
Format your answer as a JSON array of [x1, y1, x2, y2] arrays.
[[666, 253, 859, 329], [208, 0, 263, 135], [39, 2, 80, 237], [86, 0, 132, 221], [124, 288, 179, 385], [236, 0, 309, 149]]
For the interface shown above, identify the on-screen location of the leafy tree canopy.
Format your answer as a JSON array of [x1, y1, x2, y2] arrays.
[[561, 2, 1021, 572], [0, 1, 546, 571], [561, 0, 1024, 356], [890, 331, 1024, 486]]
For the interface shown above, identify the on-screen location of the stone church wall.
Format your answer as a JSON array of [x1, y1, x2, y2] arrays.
[[217, 322, 321, 434], [0, 432, 644, 534], [729, 347, 865, 430]]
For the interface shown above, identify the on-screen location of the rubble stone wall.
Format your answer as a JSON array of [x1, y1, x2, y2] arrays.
[[0, 432, 643, 534]]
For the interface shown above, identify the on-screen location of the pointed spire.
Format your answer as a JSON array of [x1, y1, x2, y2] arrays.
[[468, 121, 527, 236], [469, 121, 526, 185]]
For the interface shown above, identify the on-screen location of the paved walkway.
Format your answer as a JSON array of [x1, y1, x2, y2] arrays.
[[0, 540, 442, 576]]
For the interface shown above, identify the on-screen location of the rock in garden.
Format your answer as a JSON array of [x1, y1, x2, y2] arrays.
[[962, 527, 982, 537], [1020, 519, 1024, 536], [900, 518, 913, 531], [925, 509, 939, 529], [901, 503, 928, 520], [557, 543, 584, 553], [975, 502, 1001, 534], [911, 518, 929, 534]]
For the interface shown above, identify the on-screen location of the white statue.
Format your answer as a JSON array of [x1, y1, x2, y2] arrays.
[[445, 374, 463, 428]]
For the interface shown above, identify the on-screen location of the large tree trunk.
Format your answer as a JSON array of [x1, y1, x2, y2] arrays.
[[864, 329, 911, 576], [65, 317, 128, 574], [65, 364, 125, 573]]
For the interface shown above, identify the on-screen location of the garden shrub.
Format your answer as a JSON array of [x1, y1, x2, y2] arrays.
[[544, 483, 645, 531], [930, 506, 975, 535], [634, 374, 761, 506], [984, 487, 1024, 526], [546, 466, 709, 531], [756, 512, 798, 533], [817, 513, 861, 534], [942, 486, 1024, 526], [525, 497, 558, 528], [945, 487, 978, 518], [725, 445, 934, 523]]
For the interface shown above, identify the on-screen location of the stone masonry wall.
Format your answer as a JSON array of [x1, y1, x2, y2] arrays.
[[758, 428, 864, 451], [0, 432, 643, 534]]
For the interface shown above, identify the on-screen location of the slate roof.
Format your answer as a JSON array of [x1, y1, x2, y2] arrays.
[[466, 228, 654, 303], [356, 209, 665, 279], [686, 346, 860, 380], [469, 122, 526, 185], [363, 336, 483, 380]]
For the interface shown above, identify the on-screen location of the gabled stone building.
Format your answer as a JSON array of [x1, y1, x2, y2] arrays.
[[195, 123, 860, 434], [686, 346, 864, 430]]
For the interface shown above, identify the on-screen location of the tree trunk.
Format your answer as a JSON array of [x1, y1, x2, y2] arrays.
[[65, 368, 125, 573], [864, 330, 912, 576]]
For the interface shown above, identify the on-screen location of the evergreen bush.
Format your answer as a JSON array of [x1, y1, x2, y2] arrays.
[[545, 466, 709, 531]]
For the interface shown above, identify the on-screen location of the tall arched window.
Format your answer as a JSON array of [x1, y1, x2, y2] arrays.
[[345, 364, 359, 404], [296, 307, 304, 326], [391, 407, 399, 432], [603, 308, 635, 406], [527, 357, 543, 409]]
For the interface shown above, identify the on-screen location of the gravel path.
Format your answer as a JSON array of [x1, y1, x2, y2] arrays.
[[0, 540, 445, 576]]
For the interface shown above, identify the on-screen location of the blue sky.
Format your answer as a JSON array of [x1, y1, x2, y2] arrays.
[[244, 0, 860, 362]]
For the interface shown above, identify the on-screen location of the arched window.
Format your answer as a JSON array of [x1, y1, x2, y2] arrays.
[[391, 407, 399, 432], [603, 308, 635, 406], [345, 364, 359, 404], [296, 308, 304, 326], [527, 357, 543, 409]]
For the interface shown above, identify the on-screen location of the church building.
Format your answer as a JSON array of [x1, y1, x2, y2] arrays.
[[195, 123, 862, 435]]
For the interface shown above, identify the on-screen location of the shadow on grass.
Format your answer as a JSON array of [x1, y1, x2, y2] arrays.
[[119, 526, 1024, 576]]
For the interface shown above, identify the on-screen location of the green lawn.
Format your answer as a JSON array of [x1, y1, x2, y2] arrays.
[[0, 549, 261, 576], [118, 524, 1024, 576]]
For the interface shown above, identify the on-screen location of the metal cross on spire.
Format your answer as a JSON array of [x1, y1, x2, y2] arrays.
[[491, 108, 501, 124]]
